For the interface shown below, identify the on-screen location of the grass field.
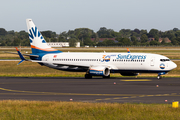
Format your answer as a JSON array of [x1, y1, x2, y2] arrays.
[[0, 100, 179, 120]]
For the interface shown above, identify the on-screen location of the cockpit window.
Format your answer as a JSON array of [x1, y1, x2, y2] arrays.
[[160, 59, 170, 62]]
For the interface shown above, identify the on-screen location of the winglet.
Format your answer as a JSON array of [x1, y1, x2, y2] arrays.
[[127, 48, 130, 53], [15, 47, 26, 65]]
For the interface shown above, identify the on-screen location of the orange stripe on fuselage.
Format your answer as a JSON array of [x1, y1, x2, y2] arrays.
[[31, 45, 58, 51]]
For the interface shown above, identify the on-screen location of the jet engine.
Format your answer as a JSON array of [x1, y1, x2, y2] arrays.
[[89, 66, 110, 76]]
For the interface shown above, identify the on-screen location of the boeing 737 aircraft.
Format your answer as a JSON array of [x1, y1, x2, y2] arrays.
[[13, 19, 177, 79]]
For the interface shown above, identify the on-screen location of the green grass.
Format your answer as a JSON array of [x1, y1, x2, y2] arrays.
[[0, 100, 179, 120]]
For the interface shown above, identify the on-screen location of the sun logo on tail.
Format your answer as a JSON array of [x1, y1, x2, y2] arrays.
[[28, 26, 46, 44]]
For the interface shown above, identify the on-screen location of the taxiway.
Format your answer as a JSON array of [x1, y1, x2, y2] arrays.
[[0, 77, 179, 103]]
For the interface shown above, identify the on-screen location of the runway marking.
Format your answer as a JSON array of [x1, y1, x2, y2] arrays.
[[131, 96, 137, 98], [0, 87, 140, 97], [96, 93, 180, 101], [155, 94, 162, 96], [1, 87, 180, 102], [113, 97, 121, 99], [96, 99, 102, 101], [105, 98, 111, 100], [120, 79, 151, 82], [146, 95, 154, 97], [139, 95, 145, 97], [0, 80, 115, 85], [122, 97, 129, 99]]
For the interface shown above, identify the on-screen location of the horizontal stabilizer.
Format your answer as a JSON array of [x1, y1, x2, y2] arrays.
[[4, 51, 39, 57]]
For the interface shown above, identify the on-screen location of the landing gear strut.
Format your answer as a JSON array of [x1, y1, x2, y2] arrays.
[[157, 72, 167, 79], [103, 75, 110, 78], [85, 74, 92, 79]]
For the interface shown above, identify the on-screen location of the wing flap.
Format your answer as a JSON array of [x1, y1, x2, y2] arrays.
[[31, 60, 89, 68]]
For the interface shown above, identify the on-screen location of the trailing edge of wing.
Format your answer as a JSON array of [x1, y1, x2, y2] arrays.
[[31, 60, 89, 68]]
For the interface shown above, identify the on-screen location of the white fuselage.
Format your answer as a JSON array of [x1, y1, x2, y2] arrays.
[[40, 52, 177, 74]]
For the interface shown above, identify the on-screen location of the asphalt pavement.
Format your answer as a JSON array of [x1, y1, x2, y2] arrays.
[[0, 77, 179, 103]]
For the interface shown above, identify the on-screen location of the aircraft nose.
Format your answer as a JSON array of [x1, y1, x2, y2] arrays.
[[171, 61, 177, 70]]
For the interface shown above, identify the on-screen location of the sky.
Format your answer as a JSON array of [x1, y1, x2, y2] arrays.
[[0, 0, 180, 33]]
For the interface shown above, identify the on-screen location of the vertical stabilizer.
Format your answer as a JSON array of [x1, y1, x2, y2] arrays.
[[26, 19, 61, 54]]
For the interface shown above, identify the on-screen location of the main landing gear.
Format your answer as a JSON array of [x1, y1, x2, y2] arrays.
[[85, 74, 92, 79], [103, 75, 110, 78], [85, 74, 110, 79]]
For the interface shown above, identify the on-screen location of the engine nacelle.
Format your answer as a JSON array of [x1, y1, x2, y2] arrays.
[[120, 72, 139, 76], [89, 66, 110, 76]]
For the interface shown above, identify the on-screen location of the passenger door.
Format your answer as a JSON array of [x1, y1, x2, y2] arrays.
[[150, 57, 155, 66]]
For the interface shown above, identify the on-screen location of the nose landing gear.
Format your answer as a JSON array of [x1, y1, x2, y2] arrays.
[[157, 75, 162, 79], [157, 72, 167, 79]]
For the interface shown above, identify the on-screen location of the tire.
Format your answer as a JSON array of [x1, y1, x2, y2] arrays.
[[157, 76, 162, 79], [103, 75, 110, 78]]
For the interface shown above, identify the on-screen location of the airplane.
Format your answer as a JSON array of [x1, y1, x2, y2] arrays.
[[10, 19, 177, 79]]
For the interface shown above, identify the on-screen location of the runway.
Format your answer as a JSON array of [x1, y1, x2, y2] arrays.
[[0, 77, 180, 103]]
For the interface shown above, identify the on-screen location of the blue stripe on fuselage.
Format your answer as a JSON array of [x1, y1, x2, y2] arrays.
[[30, 48, 62, 60], [31, 48, 62, 54]]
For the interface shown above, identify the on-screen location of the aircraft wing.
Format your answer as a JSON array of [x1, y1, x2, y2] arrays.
[[32, 60, 90, 68], [31, 60, 116, 71]]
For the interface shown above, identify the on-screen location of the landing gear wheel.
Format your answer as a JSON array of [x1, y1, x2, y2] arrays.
[[103, 75, 110, 78], [157, 75, 162, 79], [85, 74, 92, 79]]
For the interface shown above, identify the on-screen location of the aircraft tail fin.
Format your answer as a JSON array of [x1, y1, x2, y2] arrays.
[[26, 19, 62, 55]]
